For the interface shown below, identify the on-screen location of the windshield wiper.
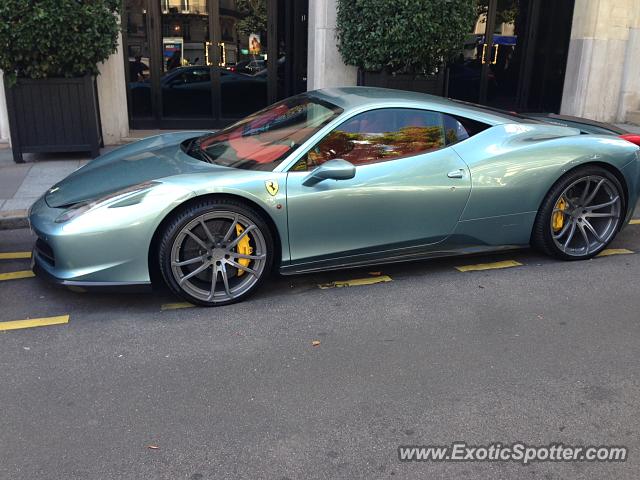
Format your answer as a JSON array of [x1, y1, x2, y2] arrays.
[[182, 137, 200, 153], [199, 148, 215, 164], [186, 138, 215, 164]]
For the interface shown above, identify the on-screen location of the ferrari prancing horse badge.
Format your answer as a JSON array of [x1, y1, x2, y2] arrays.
[[265, 180, 279, 196]]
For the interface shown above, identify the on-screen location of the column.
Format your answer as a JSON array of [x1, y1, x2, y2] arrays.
[[307, 0, 357, 90], [97, 30, 130, 144], [561, 0, 640, 122]]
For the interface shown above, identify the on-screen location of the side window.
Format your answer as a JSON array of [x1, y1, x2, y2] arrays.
[[186, 68, 210, 84], [293, 108, 447, 171], [443, 114, 490, 145], [443, 114, 470, 145], [169, 70, 209, 86]]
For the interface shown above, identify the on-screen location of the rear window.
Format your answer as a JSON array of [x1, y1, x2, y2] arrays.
[[444, 114, 490, 145]]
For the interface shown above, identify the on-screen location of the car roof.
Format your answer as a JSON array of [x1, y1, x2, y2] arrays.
[[309, 86, 531, 126]]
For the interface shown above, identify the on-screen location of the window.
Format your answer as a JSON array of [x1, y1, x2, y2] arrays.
[[185, 68, 210, 83], [444, 114, 490, 144], [165, 68, 210, 87], [444, 114, 470, 145], [294, 109, 453, 171], [192, 94, 343, 171], [293, 109, 490, 171]]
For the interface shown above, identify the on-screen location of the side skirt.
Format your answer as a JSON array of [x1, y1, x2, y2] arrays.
[[279, 243, 527, 275]]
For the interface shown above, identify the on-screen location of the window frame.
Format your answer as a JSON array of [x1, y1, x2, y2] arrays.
[[284, 107, 482, 173]]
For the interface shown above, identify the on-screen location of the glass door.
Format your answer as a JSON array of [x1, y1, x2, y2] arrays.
[[125, 0, 154, 118], [485, 0, 531, 110], [124, 0, 308, 128], [214, 0, 269, 119], [160, 0, 214, 118], [448, 0, 535, 111], [521, 0, 573, 113], [448, 0, 492, 104], [276, 0, 308, 101]]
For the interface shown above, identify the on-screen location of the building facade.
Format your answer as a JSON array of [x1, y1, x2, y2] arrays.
[[1, 0, 639, 146]]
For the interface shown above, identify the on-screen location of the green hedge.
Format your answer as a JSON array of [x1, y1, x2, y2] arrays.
[[336, 0, 476, 75], [0, 0, 121, 85]]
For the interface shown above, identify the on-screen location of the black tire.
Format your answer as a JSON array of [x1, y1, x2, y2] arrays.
[[531, 166, 625, 260], [158, 198, 274, 306]]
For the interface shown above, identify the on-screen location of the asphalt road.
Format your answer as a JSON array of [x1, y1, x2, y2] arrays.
[[1, 217, 640, 479]]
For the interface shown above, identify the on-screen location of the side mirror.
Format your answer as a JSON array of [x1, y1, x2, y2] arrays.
[[302, 159, 356, 187]]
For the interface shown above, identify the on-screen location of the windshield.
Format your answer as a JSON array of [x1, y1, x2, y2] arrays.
[[192, 94, 343, 171]]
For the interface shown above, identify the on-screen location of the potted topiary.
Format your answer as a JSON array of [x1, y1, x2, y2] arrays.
[[336, 0, 476, 96], [0, 0, 121, 163]]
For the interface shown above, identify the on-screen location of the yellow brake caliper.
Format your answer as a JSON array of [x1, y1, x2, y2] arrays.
[[552, 197, 567, 232], [234, 224, 253, 276]]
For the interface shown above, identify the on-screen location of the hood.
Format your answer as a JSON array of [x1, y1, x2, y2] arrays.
[[45, 132, 215, 208]]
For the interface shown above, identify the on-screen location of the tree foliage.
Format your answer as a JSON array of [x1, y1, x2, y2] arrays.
[[336, 0, 477, 75], [0, 0, 121, 85], [236, 0, 267, 37], [477, 0, 519, 26]]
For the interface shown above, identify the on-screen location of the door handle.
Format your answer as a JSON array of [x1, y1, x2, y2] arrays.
[[447, 169, 465, 179]]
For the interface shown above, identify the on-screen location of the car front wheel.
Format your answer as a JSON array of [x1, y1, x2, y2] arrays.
[[159, 199, 274, 306]]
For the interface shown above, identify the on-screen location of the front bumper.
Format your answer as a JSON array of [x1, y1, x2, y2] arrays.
[[28, 183, 193, 286], [31, 249, 151, 291]]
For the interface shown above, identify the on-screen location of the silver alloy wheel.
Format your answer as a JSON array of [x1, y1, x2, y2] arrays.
[[551, 175, 622, 256], [170, 211, 267, 303]]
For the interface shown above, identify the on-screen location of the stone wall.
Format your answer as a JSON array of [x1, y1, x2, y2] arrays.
[[561, 0, 640, 123]]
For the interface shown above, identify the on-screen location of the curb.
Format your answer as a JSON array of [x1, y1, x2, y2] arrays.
[[0, 210, 28, 230]]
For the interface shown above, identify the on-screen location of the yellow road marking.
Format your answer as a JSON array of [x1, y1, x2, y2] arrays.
[[161, 302, 195, 311], [0, 270, 35, 281], [318, 275, 392, 289], [629, 219, 640, 225], [455, 260, 523, 272], [596, 248, 634, 257], [0, 315, 69, 332], [0, 251, 31, 260]]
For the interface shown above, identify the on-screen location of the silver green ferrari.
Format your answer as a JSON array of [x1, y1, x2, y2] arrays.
[[29, 87, 640, 305]]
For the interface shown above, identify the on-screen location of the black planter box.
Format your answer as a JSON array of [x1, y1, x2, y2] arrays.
[[358, 69, 446, 97], [4, 75, 103, 163]]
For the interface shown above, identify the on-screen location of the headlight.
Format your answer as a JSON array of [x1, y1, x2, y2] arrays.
[[55, 202, 92, 223], [54, 181, 159, 223]]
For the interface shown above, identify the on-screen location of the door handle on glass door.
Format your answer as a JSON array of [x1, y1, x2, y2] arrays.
[[447, 169, 465, 179]]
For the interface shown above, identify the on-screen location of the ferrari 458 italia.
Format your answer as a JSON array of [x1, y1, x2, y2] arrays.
[[29, 87, 640, 305]]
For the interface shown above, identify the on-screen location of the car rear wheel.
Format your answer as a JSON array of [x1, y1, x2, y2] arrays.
[[159, 199, 274, 306], [532, 166, 624, 260]]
